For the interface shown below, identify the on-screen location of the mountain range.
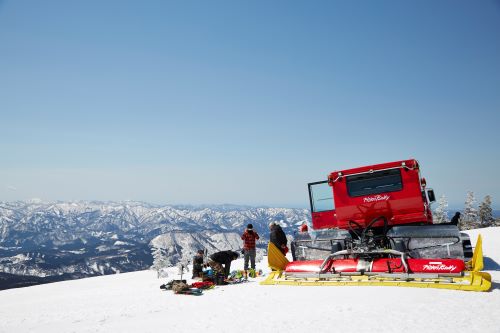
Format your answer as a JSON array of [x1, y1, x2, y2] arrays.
[[0, 201, 310, 289]]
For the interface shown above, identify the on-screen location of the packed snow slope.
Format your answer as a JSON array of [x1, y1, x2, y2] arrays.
[[0, 228, 499, 333]]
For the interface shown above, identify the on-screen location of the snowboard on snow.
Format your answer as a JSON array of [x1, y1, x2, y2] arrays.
[[175, 288, 203, 296]]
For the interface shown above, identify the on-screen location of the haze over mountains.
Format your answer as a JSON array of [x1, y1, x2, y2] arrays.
[[0, 201, 309, 289]]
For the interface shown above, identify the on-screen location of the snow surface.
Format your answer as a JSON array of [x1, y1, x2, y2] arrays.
[[0, 228, 499, 333]]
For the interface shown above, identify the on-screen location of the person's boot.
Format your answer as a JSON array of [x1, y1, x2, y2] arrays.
[[243, 270, 248, 280]]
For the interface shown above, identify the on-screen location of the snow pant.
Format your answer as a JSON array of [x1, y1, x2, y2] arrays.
[[208, 259, 224, 275], [192, 266, 203, 278], [244, 248, 256, 270], [291, 241, 296, 261], [207, 259, 227, 284]]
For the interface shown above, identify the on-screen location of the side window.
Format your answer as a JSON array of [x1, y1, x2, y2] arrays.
[[308, 181, 334, 212]]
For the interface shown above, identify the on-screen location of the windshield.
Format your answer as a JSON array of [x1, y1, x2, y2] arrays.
[[346, 168, 403, 197]]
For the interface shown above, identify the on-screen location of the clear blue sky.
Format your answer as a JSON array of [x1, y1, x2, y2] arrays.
[[1, 0, 499, 209]]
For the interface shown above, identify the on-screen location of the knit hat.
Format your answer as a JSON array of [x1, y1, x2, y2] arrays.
[[246, 223, 253, 230]]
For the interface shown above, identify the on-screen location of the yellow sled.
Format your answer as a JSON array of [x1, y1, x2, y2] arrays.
[[261, 235, 491, 292]]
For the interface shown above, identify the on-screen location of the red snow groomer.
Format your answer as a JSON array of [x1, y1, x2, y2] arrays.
[[262, 159, 491, 291]]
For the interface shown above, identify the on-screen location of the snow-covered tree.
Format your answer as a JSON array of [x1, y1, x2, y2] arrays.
[[177, 261, 190, 279], [151, 245, 169, 278], [433, 195, 449, 223], [460, 191, 478, 230], [176, 250, 193, 278], [478, 195, 493, 227]]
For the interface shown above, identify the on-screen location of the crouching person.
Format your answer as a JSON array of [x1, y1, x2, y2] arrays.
[[208, 250, 239, 284]]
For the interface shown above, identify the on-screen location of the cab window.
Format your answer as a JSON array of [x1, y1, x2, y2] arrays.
[[308, 181, 334, 212], [346, 169, 403, 197]]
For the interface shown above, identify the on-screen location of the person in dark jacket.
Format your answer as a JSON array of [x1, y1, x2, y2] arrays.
[[269, 221, 288, 254], [208, 250, 239, 278], [451, 212, 461, 225], [192, 249, 204, 279]]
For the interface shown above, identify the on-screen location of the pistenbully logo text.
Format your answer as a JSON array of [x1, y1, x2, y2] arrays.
[[363, 194, 390, 203], [423, 262, 457, 272]]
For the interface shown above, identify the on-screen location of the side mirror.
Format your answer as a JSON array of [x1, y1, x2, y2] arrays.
[[427, 189, 436, 203]]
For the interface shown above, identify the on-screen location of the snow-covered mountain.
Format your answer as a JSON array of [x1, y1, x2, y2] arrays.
[[0, 227, 498, 333], [0, 201, 309, 288]]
